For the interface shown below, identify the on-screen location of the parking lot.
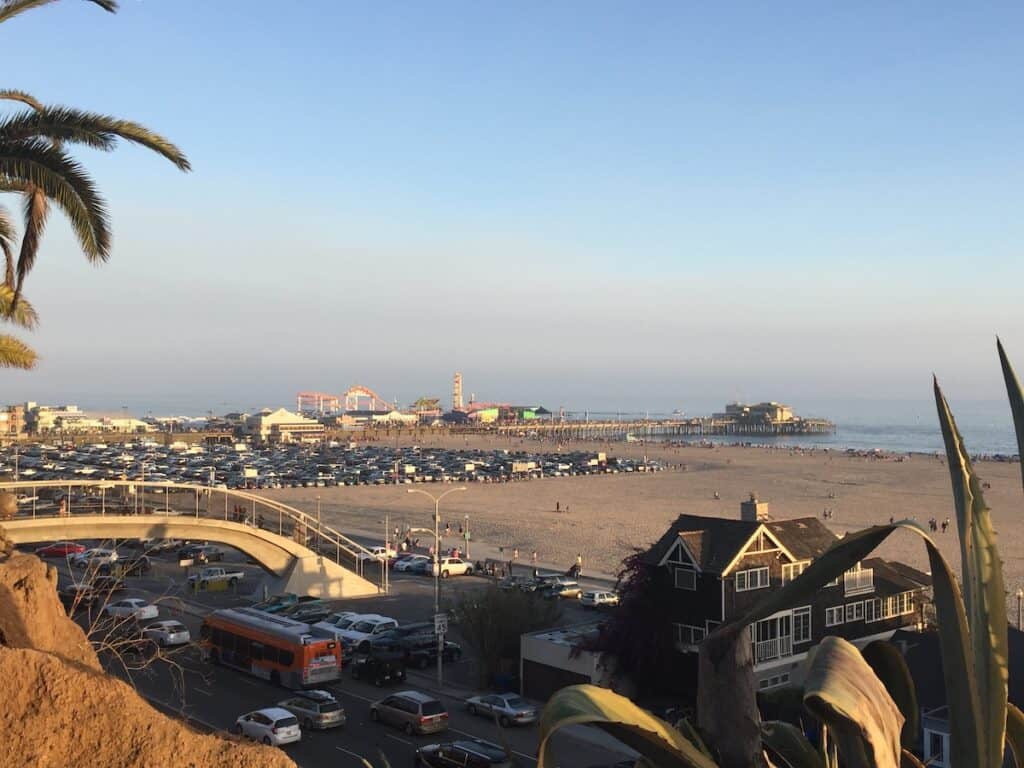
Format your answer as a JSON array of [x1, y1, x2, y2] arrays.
[[30, 538, 630, 768]]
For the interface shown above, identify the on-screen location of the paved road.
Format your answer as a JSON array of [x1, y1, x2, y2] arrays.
[[39, 547, 630, 768]]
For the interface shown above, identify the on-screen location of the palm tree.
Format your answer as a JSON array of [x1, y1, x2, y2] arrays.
[[0, 0, 190, 367]]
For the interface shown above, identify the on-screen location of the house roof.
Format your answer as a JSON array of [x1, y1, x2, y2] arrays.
[[864, 557, 932, 592], [644, 514, 837, 574]]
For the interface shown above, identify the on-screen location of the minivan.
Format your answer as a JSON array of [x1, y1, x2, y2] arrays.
[[370, 690, 448, 735]]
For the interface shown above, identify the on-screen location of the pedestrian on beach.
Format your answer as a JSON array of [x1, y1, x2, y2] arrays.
[[556, 501, 560, 512], [531, 550, 538, 565], [513, 548, 519, 561], [942, 518, 949, 534], [575, 553, 583, 579]]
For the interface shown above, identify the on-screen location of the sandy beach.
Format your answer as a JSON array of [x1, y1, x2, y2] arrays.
[[260, 435, 1024, 608]]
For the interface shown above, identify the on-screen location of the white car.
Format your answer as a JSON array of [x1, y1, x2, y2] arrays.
[[105, 598, 159, 621], [73, 548, 119, 569], [320, 611, 360, 629], [234, 707, 301, 746], [393, 554, 429, 572], [142, 620, 191, 646], [336, 614, 399, 650], [580, 591, 620, 608], [358, 545, 397, 563], [433, 556, 473, 578]]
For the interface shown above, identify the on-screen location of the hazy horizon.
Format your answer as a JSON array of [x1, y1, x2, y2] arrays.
[[4, 2, 1023, 412]]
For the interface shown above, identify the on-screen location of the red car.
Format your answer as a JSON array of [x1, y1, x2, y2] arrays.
[[35, 541, 86, 558]]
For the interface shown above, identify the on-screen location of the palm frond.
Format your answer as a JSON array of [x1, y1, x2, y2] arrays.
[[0, 332, 37, 369], [0, 107, 191, 170], [0, 89, 44, 112], [13, 185, 50, 305], [0, 0, 116, 25], [0, 284, 38, 329], [0, 138, 110, 261], [0, 204, 15, 286]]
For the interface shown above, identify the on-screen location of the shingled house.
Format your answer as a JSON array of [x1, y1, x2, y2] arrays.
[[643, 498, 930, 690]]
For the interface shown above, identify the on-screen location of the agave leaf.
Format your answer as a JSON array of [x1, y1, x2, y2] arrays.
[[802, 636, 903, 768], [705, 520, 983, 768], [1007, 703, 1024, 768], [699, 628, 766, 767], [998, 338, 1024, 493], [678, 717, 714, 759], [935, 378, 1009, 768], [900, 750, 926, 768], [538, 684, 720, 768], [861, 640, 919, 749], [761, 720, 824, 768]]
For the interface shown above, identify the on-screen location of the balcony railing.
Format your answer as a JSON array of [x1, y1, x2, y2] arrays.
[[754, 635, 792, 663], [844, 568, 875, 596]]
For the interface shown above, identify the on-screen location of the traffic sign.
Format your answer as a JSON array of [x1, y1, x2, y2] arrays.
[[434, 612, 448, 635]]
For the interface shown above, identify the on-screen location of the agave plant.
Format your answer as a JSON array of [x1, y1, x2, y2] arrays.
[[539, 339, 1024, 768], [0, 0, 189, 367]]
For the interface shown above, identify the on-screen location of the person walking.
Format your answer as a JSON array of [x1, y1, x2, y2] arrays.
[[575, 552, 583, 579]]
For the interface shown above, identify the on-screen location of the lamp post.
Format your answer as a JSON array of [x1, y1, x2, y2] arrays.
[[1017, 588, 1023, 630], [464, 513, 470, 559], [407, 486, 466, 686]]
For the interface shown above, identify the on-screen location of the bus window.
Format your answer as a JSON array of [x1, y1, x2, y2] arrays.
[[280, 650, 294, 666], [250, 642, 264, 661]]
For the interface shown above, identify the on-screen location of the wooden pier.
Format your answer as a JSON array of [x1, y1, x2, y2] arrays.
[[481, 417, 835, 441]]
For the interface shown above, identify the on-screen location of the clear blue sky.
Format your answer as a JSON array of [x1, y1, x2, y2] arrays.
[[3, 1, 1023, 416]]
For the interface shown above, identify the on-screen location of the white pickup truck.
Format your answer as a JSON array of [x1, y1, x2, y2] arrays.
[[187, 567, 244, 589]]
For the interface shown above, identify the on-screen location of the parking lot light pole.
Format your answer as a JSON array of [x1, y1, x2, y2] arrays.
[[407, 486, 466, 687]]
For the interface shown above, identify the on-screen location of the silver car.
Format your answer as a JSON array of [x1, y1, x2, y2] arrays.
[[465, 693, 538, 726], [277, 690, 345, 730], [370, 690, 449, 735]]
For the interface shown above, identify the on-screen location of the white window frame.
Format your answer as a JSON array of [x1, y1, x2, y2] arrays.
[[865, 598, 881, 623], [735, 566, 770, 592], [781, 560, 810, 585], [792, 606, 812, 643], [673, 623, 706, 646], [845, 601, 865, 622], [674, 566, 696, 590], [825, 606, 844, 627]]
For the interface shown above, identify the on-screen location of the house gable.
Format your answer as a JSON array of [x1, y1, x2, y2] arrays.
[[721, 524, 799, 576], [659, 536, 701, 571]]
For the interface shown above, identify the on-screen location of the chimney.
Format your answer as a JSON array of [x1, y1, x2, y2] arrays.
[[740, 493, 770, 522]]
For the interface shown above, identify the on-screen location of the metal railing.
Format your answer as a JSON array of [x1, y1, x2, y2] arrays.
[[844, 567, 875, 596], [0, 479, 384, 589], [754, 635, 792, 663]]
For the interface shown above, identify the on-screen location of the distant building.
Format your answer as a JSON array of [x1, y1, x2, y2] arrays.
[[520, 622, 611, 702], [0, 404, 25, 438], [640, 502, 930, 690], [24, 403, 150, 434], [245, 408, 324, 443], [716, 402, 795, 423]]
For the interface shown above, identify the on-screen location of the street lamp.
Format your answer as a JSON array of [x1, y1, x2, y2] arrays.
[[464, 513, 470, 559], [1017, 588, 1023, 630], [407, 485, 467, 686]]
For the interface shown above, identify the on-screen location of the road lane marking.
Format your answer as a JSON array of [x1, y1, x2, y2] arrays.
[[385, 734, 412, 745], [142, 694, 221, 732], [336, 746, 367, 759]]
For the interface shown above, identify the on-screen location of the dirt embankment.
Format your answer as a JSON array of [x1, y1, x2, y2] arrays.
[[0, 528, 296, 768]]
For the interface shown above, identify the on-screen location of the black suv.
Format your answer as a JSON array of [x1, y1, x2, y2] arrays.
[[415, 740, 510, 768]]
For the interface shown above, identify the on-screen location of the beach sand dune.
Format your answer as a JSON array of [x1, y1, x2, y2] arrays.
[[261, 435, 1024, 612]]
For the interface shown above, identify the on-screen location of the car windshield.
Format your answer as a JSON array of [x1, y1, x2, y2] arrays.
[[275, 716, 299, 727], [505, 696, 528, 708], [352, 621, 375, 632], [421, 701, 445, 715]]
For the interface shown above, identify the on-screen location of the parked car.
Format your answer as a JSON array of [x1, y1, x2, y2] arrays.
[[72, 548, 119, 569], [580, 591, 619, 608], [105, 598, 159, 621], [393, 554, 429, 572], [403, 639, 463, 669], [370, 690, 448, 735], [233, 707, 301, 746], [142, 620, 191, 647], [319, 611, 359, 629], [186, 566, 244, 589], [280, 600, 330, 624], [35, 541, 85, 558], [358, 545, 396, 563], [350, 653, 406, 686], [252, 593, 300, 613], [465, 693, 538, 727], [88, 575, 126, 594], [59, 583, 98, 610], [100, 555, 151, 577], [433, 556, 473, 578], [178, 544, 224, 562], [415, 740, 511, 768], [539, 577, 581, 599], [277, 689, 346, 730], [337, 615, 399, 651]]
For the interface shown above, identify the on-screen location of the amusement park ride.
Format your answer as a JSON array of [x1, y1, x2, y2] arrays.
[[296, 386, 394, 416]]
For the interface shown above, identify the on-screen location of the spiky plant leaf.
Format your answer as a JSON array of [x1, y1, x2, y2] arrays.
[[997, 339, 1024, 493], [13, 185, 48, 304], [705, 520, 983, 768], [900, 750, 926, 768], [802, 636, 903, 768], [0, 0, 116, 25], [0, 332, 36, 368], [0, 204, 14, 285], [761, 721, 824, 768], [935, 377, 1008, 768], [0, 89, 44, 112], [679, 718, 714, 760], [1007, 704, 1024, 768], [538, 684, 720, 768], [861, 640, 919, 749]]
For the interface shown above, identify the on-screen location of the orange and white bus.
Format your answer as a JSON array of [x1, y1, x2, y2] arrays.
[[200, 607, 342, 688]]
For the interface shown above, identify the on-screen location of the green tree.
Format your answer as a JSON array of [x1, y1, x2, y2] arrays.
[[452, 585, 563, 687]]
